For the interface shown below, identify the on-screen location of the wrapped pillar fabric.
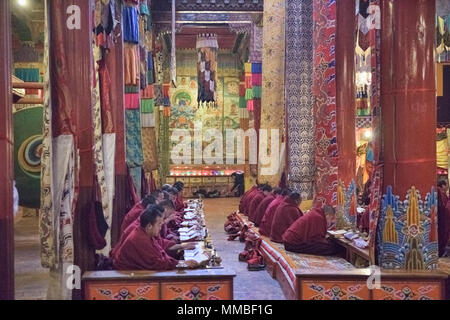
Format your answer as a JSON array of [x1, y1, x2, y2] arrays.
[[123, 6, 139, 44], [196, 34, 219, 106], [170, 0, 176, 86]]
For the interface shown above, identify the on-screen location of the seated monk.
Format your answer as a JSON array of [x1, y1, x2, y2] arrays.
[[111, 204, 165, 260], [120, 194, 156, 234], [243, 185, 261, 216], [153, 190, 165, 203], [438, 180, 450, 256], [112, 206, 198, 270], [248, 184, 272, 223], [239, 185, 257, 213], [270, 192, 303, 243], [158, 200, 180, 243], [253, 188, 281, 226], [282, 205, 337, 256], [173, 182, 186, 211], [259, 189, 290, 236]]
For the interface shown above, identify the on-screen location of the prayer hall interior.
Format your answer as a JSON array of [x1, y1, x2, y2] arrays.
[[1, 0, 450, 301]]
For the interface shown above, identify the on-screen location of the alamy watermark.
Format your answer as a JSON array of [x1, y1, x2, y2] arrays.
[[366, 265, 381, 290], [65, 264, 81, 290], [170, 122, 283, 176]]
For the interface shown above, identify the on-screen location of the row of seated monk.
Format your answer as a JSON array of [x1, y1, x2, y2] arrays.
[[109, 182, 201, 271], [240, 184, 338, 256], [242, 181, 450, 258]]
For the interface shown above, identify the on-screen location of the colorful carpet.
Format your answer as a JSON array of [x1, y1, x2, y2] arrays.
[[237, 213, 354, 272]]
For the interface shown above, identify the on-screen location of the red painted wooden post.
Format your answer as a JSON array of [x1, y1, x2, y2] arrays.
[[0, 0, 15, 300], [336, 0, 357, 188]]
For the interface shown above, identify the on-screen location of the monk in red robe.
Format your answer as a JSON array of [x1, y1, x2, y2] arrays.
[[259, 189, 290, 236], [248, 185, 272, 222], [239, 185, 257, 213], [120, 195, 156, 234], [173, 182, 187, 211], [159, 200, 180, 242], [282, 205, 337, 255], [113, 206, 197, 270], [438, 180, 450, 256], [253, 188, 281, 226], [112, 204, 165, 260], [270, 192, 303, 243], [243, 185, 261, 215]]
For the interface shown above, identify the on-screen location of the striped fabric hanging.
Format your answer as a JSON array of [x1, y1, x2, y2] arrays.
[[196, 33, 219, 106]]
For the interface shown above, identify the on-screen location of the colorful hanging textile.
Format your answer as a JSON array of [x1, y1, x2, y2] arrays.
[[139, 1, 149, 15], [141, 113, 155, 128], [244, 62, 252, 73], [251, 63, 262, 74], [252, 73, 262, 86], [15, 68, 40, 82], [141, 84, 155, 98], [196, 34, 219, 106], [125, 85, 140, 93], [141, 98, 155, 114], [147, 52, 155, 84], [247, 99, 254, 111], [125, 109, 144, 167], [253, 86, 262, 98], [124, 43, 140, 85], [123, 6, 139, 44], [125, 93, 140, 109], [239, 96, 247, 108], [170, 0, 176, 86]]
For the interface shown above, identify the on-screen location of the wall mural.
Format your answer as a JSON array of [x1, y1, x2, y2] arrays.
[[169, 71, 241, 163]]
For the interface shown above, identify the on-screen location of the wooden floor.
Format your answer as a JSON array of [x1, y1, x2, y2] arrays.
[[13, 198, 286, 300], [14, 213, 49, 300]]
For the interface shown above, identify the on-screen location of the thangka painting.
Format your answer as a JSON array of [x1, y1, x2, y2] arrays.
[[223, 77, 240, 130], [169, 75, 240, 163]]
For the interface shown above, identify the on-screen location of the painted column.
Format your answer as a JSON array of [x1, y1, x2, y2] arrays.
[[378, 0, 437, 269], [258, 0, 286, 186], [336, 0, 357, 189], [0, 0, 14, 300], [285, 0, 315, 199]]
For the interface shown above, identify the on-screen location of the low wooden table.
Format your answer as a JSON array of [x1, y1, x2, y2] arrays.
[[327, 232, 370, 267], [83, 268, 236, 300]]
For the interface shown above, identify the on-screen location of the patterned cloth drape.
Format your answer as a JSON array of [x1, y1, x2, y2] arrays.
[[196, 34, 219, 106], [258, 0, 286, 186], [285, 0, 315, 199], [123, 1, 144, 198], [312, 0, 338, 207]]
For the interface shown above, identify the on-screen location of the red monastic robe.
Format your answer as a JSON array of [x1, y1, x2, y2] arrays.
[[248, 191, 265, 222], [243, 187, 259, 215], [253, 194, 275, 226], [113, 226, 178, 270], [120, 202, 144, 234], [259, 195, 285, 236], [357, 207, 370, 233], [438, 189, 450, 256], [270, 198, 303, 243], [160, 222, 179, 242], [282, 208, 336, 256], [239, 186, 257, 213], [175, 194, 185, 212]]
